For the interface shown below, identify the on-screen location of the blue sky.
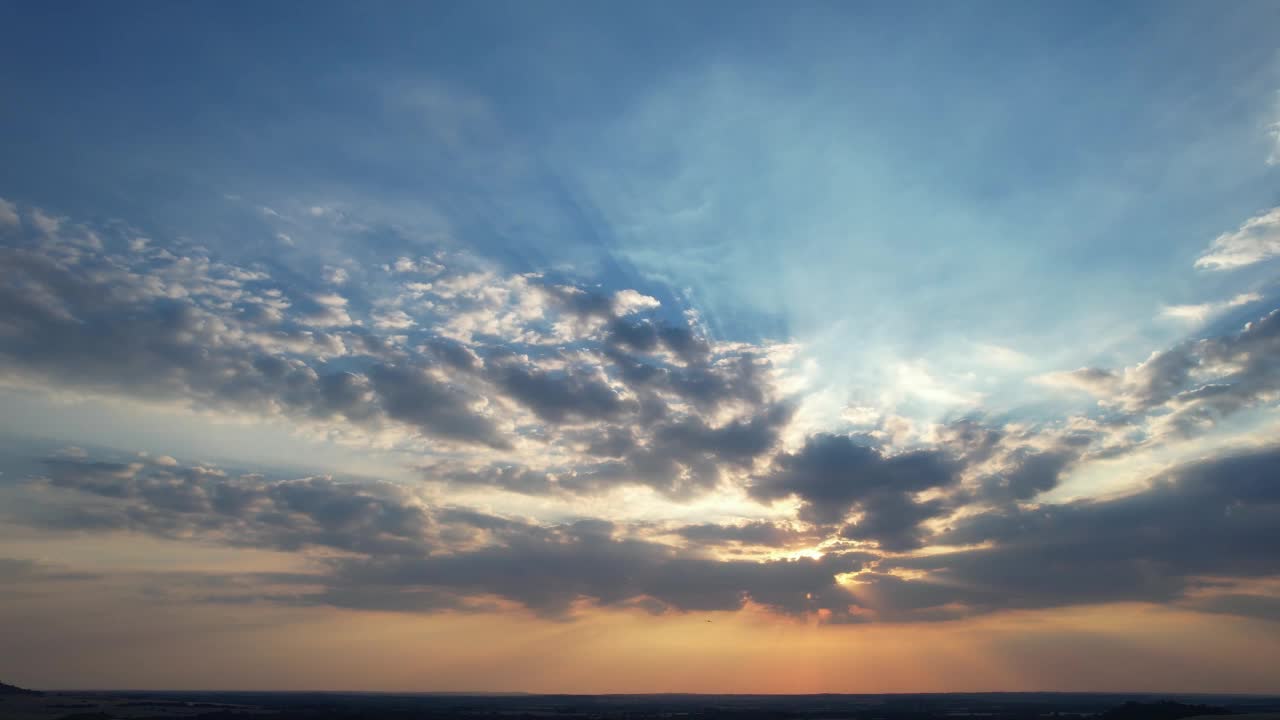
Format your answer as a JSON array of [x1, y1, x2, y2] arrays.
[[5, 1, 1278, 414], [2, 0, 1280, 692]]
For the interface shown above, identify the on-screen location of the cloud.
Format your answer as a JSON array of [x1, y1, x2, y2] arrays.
[[372, 309, 415, 330], [0, 199, 796, 465], [11, 438, 1280, 625], [0, 221, 507, 448], [612, 288, 661, 315], [9, 451, 873, 620], [1035, 305, 1280, 439], [324, 526, 870, 618], [860, 444, 1280, 621], [24, 455, 437, 556], [0, 198, 18, 228], [1185, 593, 1280, 623], [673, 520, 817, 549], [750, 433, 958, 549], [0, 557, 97, 584], [488, 358, 630, 424], [29, 208, 62, 235], [431, 404, 793, 499], [298, 293, 356, 327], [1160, 292, 1261, 325], [963, 424, 1096, 504], [323, 266, 349, 285], [1195, 207, 1280, 270]]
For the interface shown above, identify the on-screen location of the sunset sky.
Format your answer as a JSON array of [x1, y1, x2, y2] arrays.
[[2, 0, 1280, 693]]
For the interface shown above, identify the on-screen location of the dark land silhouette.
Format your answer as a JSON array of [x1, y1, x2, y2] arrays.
[[2, 685, 1280, 720]]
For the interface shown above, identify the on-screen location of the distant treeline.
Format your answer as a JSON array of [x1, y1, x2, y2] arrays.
[[1101, 701, 1233, 720]]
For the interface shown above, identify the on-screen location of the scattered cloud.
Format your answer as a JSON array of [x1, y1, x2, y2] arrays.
[[1195, 207, 1280, 270], [0, 198, 18, 228], [612, 288, 661, 315], [1160, 292, 1261, 325]]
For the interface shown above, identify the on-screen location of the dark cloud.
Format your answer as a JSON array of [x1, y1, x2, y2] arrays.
[[838, 493, 948, 552], [0, 557, 98, 584], [487, 360, 630, 424], [545, 285, 614, 319], [751, 434, 958, 547], [857, 445, 1280, 620], [581, 426, 637, 458], [434, 404, 793, 499], [604, 317, 712, 365], [11, 443, 1280, 624], [418, 335, 481, 371], [10, 452, 876, 620], [436, 464, 557, 495], [974, 438, 1092, 504], [366, 364, 508, 447], [674, 521, 817, 549], [322, 528, 869, 618], [1184, 593, 1280, 623], [25, 457, 437, 556]]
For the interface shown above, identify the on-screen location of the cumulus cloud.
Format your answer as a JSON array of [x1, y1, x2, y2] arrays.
[[0, 199, 798, 494], [1195, 207, 1280, 270], [372, 309, 415, 330], [298, 293, 356, 327], [750, 433, 958, 549], [612, 288, 661, 315]]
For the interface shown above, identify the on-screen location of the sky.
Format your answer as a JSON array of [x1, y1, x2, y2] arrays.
[[2, 0, 1280, 694]]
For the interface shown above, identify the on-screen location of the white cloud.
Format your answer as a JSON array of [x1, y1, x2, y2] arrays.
[[1160, 292, 1262, 325], [392, 256, 444, 275], [612, 288, 661, 315], [1033, 367, 1119, 396], [313, 293, 349, 307], [840, 404, 880, 426], [300, 293, 355, 327], [373, 309, 415, 330], [1195, 207, 1280, 270]]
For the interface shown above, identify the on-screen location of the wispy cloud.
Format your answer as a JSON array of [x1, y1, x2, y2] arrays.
[[1160, 292, 1262, 325], [1195, 208, 1280, 270]]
